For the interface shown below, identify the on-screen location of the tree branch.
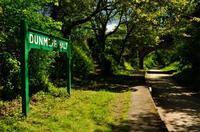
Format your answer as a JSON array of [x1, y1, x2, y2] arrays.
[[105, 12, 124, 38], [69, 0, 113, 29]]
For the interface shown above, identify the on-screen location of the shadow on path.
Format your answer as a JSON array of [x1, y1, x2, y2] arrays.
[[146, 72, 200, 131], [110, 112, 167, 132], [74, 73, 145, 93]]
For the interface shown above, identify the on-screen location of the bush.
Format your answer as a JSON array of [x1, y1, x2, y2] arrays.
[[0, 51, 56, 100], [144, 52, 157, 69], [73, 44, 95, 77], [28, 50, 56, 94], [0, 52, 20, 100]]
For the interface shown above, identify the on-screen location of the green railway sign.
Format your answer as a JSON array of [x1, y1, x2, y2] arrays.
[[20, 20, 71, 116], [28, 29, 69, 52]]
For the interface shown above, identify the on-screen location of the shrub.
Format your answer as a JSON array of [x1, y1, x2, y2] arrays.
[[73, 44, 95, 77], [0, 52, 20, 100], [28, 50, 56, 94]]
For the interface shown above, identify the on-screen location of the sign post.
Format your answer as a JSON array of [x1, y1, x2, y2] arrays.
[[20, 20, 71, 116]]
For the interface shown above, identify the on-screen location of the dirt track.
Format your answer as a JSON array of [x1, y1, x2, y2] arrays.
[[146, 71, 200, 131]]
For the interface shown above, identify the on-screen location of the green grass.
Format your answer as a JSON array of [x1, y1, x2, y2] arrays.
[[115, 70, 133, 76], [0, 88, 131, 132], [162, 61, 180, 72], [124, 61, 134, 71]]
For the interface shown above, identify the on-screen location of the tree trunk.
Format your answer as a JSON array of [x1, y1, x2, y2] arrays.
[[139, 51, 144, 69], [118, 41, 126, 64], [139, 56, 144, 69], [101, 53, 112, 76], [99, 39, 113, 75]]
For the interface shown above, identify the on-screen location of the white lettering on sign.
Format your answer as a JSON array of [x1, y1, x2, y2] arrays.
[[35, 35, 39, 44], [44, 37, 48, 46], [29, 34, 34, 43], [60, 42, 67, 50], [39, 36, 43, 45], [29, 33, 68, 50]]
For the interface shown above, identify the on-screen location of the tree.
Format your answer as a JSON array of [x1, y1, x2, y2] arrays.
[[50, 0, 115, 36], [0, 0, 62, 99], [179, 1, 200, 73], [90, 0, 124, 74], [116, 0, 195, 69]]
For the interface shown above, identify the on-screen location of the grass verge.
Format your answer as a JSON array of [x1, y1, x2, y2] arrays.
[[0, 88, 131, 131]]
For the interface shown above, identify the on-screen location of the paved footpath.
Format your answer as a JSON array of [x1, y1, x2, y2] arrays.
[[146, 70, 200, 131], [126, 70, 168, 131], [128, 85, 168, 131]]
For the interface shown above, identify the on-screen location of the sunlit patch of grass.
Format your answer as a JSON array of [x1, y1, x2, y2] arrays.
[[114, 69, 135, 76], [0, 88, 131, 131], [162, 61, 180, 72], [124, 61, 134, 71]]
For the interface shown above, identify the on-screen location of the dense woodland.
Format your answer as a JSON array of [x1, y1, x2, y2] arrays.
[[0, 0, 200, 100]]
